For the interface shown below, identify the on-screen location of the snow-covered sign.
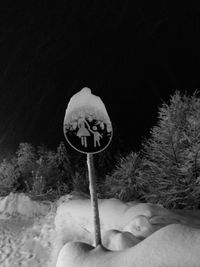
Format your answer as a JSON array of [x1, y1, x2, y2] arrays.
[[63, 87, 113, 154]]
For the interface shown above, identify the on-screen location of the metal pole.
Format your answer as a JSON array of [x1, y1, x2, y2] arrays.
[[87, 153, 102, 246]]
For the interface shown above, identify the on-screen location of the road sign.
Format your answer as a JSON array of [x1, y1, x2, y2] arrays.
[[63, 88, 113, 154]]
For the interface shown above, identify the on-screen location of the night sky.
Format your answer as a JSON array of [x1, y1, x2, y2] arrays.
[[0, 1, 200, 156]]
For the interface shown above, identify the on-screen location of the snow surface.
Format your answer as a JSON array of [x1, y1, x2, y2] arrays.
[[0, 193, 51, 219], [54, 197, 198, 235], [56, 224, 200, 267], [101, 229, 141, 250], [1, 192, 200, 266], [53, 196, 200, 266], [0, 193, 55, 267], [63, 87, 112, 131]]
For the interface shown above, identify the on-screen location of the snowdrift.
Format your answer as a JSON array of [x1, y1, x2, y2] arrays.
[[53, 194, 200, 267], [1, 192, 200, 267], [101, 229, 141, 250], [0, 193, 56, 267], [56, 224, 200, 267], [0, 193, 52, 219], [55, 196, 200, 237]]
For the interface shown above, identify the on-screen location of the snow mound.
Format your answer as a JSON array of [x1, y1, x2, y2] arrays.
[[56, 224, 200, 267], [56, 191, 89, 207], [55, 197, 191, 234], [0, 193, 52, 219], [52, 195, 200, 266], [0, 209, 56, 267], [101, 229, 141, 251], [123, 215, 161, 238]]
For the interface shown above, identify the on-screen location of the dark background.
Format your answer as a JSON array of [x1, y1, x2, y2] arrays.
[[0, 1, 199, 156]]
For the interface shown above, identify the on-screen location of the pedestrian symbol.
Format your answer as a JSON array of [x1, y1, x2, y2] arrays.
[[77, 120, 91, 147], [64, 116, 112, 154]]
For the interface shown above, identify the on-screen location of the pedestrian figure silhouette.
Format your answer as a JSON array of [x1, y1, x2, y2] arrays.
[[77, 120, 90, 147], [89, 126, 102, 147]]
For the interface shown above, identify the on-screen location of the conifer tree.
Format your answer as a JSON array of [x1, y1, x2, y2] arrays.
[[105, 152, 147, 201], [142, 91, 200, 208], [0, 158, 19, 195], [56, 141, 73, 188], [37, 144, 59, 189], [16, 142, 37, 190]]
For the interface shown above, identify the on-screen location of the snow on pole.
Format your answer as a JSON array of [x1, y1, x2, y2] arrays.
[[63, 87, 113, 246]]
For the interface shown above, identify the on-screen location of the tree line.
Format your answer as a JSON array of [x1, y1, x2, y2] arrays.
[[1, 90, 200, 209], [0, 136, 121, 199]]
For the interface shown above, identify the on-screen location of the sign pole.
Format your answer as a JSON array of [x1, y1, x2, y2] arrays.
[[87, 153, 102, 246]]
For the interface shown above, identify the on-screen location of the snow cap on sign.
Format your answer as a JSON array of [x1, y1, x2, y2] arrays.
[[64, 87, 112, 131]]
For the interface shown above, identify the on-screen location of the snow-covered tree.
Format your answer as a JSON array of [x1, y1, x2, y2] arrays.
[[0, 158, 19, 195], [56, 141, 73, 186], [94, 149, 114, 179], [36, 144, 60, 189], [105, 152, 147, 201], [16, 142, 37, 190], [142, 91, 200, 208]]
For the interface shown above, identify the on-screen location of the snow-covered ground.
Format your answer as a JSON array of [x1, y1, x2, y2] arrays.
[[1, 192, 200, 267], [0, 193, 55, 267]]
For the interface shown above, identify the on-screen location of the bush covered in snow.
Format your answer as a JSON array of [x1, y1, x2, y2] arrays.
[[105, 152, 147, 201], [142, 91, 200, 208], [0, 142, 73, 197], [0, 136, 121, 198], [0, 158, 19, 196], [106, 91, 200, 209]]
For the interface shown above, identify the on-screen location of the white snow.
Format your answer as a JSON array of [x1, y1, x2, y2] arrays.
[[53, 196, 200, 266], [123, 215, 161, 238], [56, 224, 200, 267], [64, 87, 112, 132], [0, 193, 55, 267], [0, 193, 51, 219], [54, 197, 195, 234], [1, 192, 200, 266], [101, 229, 141, 250]]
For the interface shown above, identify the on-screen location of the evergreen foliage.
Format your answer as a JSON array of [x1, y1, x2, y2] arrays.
[[36, 145, 59, 189], [0, 158, 19, 195], [105, 152, 147, 201], [142, 91, 200, 208], [105, 90, 200, 208], [0, 142, 73, 197], [16, 142, 37, 190], [94, 149, 115, 180], [56, 141, 73, 188], [68, 150, 88, 192], [29, 170, 46, 196], [2, 90, 200, 207]]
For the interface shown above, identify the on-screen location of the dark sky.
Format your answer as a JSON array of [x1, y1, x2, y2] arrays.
[[0, 1, 200, 155]]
